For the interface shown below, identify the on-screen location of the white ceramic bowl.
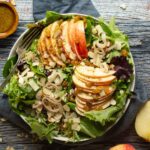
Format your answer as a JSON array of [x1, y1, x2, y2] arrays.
[[8, 13, 135, 143]]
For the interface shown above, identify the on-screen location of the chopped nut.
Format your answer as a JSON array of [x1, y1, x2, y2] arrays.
[[100, 90, 106, 97], [24, 134, 29, 139], [0, 137, 3, 142], [70, 112, 77, 118], [111, 99, 117, 105], [102, 101, 111, 109], [88, 51, 94, 58], [6, 146, 15, 150], [71, 123, 80, 131], [63, 104, 70, 112], [120, 90, 124, 94], [0, 118, 7, 122], [10, 0, 16, 6], [32, 62, 39, 66], [92, 27, 97, 34], [120, 3, 127, 10], [73, 118, 80, 123]]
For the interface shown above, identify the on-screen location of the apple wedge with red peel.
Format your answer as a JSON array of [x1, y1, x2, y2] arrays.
[[109, 144, 136, 150], [75, 70, 116, 85], [61, 21, 77, 60], [68, 19, 81, 60], [75, 20, 88, 58], [76, 65, 115, 78]]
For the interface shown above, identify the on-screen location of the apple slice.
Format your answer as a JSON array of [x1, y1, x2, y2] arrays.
[[76, 90, 114, 102], [38, 40, 49, 65], [61, 21, 77, 60], [73, 75, 113, 94], [68, 19, 81, 60], [50, 53, 65, 67], [75, 97, 89, 111], [75, 20, 88, 58], [50, 21, 63, 60], [76, 65, 115, 78], [76, 105, 86, 114], [76, 95, 112, 106], [75, 70, 116, 85], [38, 29, 51, 66], [109, 144, 136, 150], [75, 96, 111, 111], [75, 107, 84, 116]]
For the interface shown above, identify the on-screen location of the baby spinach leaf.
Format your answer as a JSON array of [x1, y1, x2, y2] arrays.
[[3, 55, 18, 78]]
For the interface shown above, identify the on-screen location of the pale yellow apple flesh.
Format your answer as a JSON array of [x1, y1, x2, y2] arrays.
[[76, 65, 115, 78], [135, 101, 150, 142], [75, 70, 116, 85]]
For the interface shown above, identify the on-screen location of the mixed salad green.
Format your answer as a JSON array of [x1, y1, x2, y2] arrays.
[[3, 11, 134, 143]]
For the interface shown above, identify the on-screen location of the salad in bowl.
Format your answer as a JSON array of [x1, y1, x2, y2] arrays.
[[2, 11, 135, 143]]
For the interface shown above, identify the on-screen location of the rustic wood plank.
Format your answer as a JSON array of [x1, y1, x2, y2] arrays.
[[0, 0, 150, 149], [92, 0, 150, 21]]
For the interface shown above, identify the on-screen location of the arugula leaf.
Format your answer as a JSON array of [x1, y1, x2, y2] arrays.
[[30, 64, 45, 76], [106, 50, 121, 63], [23, 116, 57, 143], [3, 55, 18, 78], [45, 11, 72, 25], [98, 17, 112, 36], [62, 65, 74, 92], [85, 19, 92, 47], [98, 17, 129, 49], [21, 99, 36, 105], [85, 106, 120, 126], [27, 61, 45, 76], [28, 39, 38, 52], [67, 102, 76, 110]]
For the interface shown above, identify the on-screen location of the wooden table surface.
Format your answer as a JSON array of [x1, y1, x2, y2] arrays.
[[0, 0, 150, 149]]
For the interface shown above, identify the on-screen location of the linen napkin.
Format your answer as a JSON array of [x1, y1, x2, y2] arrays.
[[0, 0, 148, 147], [33, 0, 99, 21]]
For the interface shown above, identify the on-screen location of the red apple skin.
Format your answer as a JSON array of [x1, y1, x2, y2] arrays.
[[109, 144, 136, 150], [75, 20, 88, 58], [61, 21, 76, 60], [68, 19, 82, 60]]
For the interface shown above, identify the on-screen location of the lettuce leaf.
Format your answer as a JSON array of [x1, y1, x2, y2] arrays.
[[106, 50, 121, 63], [27, 62, 45, 76], [80, 117, 104, 138], [67, 102, 76, 111], [84, 106, 120, 126], [3, 75, 36, 109], [42, 11, 72, 26], [84, 79, 132, 126], [3, 55, 18, 78], [99, 17, 129, 49], [28, 39, 38, 52], [22, 116, 57, 143]]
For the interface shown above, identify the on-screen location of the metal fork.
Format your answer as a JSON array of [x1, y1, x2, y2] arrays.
[[0, 27, 41, 91]]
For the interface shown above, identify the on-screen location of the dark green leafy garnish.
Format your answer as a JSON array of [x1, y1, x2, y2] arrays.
[[3, 55, 18, 78], [62, 65, 74, 92]]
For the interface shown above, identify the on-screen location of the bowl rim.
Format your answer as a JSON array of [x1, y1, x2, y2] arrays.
[[0, 1, 19, 39], [8, 12, 136, 144]]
